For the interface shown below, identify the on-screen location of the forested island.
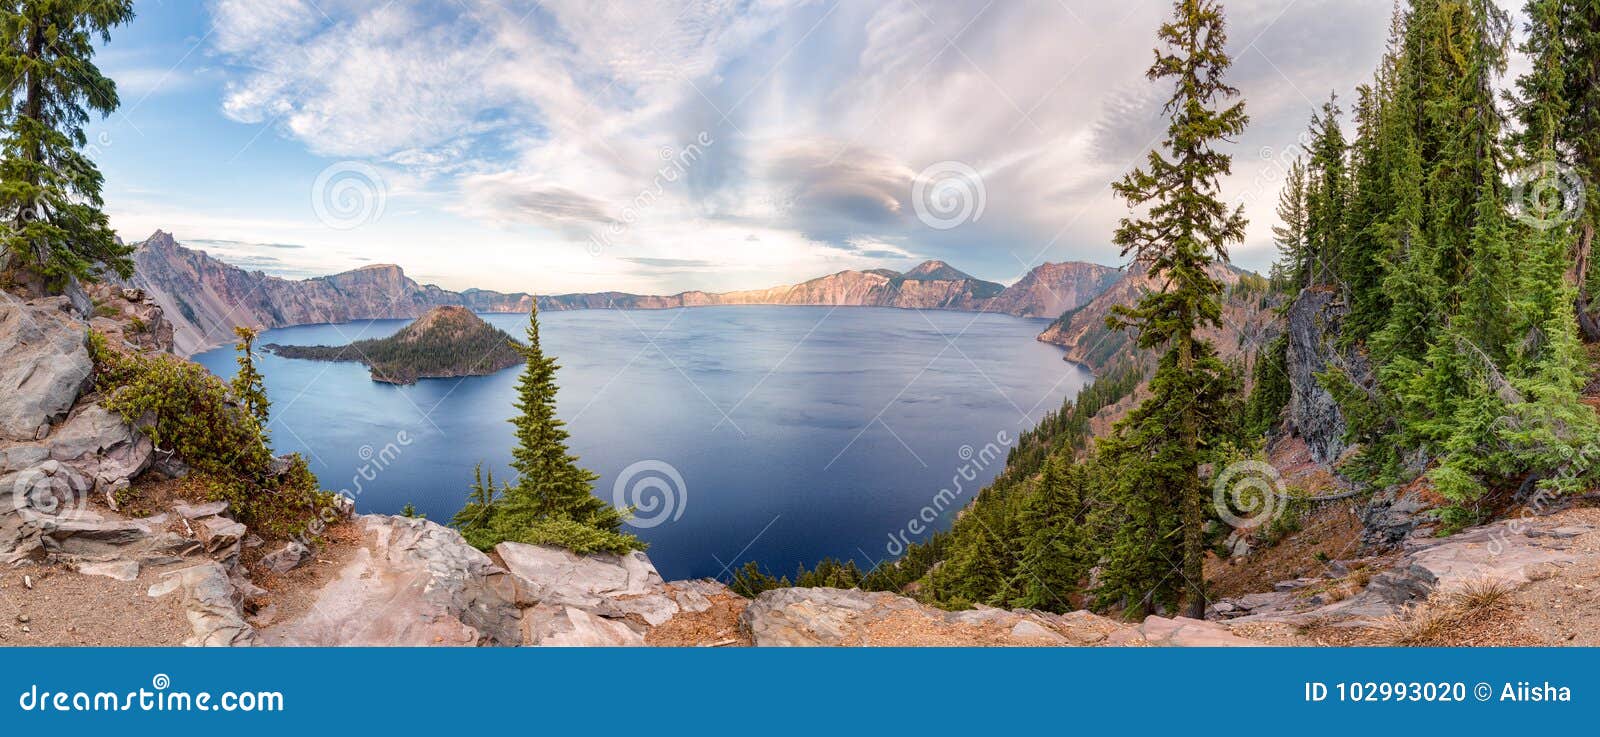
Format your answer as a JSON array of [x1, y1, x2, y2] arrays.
[[268, 306, 523, 384]]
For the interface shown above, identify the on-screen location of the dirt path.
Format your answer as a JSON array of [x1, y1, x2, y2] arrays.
[[0, 566, 190, 647]]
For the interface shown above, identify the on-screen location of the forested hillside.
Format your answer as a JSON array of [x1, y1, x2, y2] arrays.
[[268, 306, 524, 384], [760, 0, 1600, 619]]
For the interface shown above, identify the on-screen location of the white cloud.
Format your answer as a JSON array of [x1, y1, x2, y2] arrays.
[[199, 0, 1440, 291]]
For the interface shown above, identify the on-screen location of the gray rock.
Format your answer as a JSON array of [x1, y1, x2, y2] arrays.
[[496, 541, 682, 629], [42, 404, 153, 494], [521, 604, 645, 647], [0, 444, 48, 474], [0, 297, 94, 441], [196, 515, 246, 554], [1108, 616, 1265, 647], [258, 541, 312, 573], [76, 558, 140, 582], [1284, 290, 1371, 466], [739, 587, 1090, 647], [672, 587, 714, 614], [41, 514, 196, 563], [259, 515, 521, 646], [147, 562, 258, 647], [173, 500, 229, 520], [1361, 484, 1435, 550]]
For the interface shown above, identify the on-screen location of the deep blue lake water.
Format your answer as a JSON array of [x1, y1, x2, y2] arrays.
[[194, 306, 1089, 580]]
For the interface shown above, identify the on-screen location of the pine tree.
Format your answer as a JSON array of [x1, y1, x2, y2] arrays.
[[1512, 0, 1600, 339], [453, 305, 641, 554], [1271, 159, 1309, 290], [1103, 0, 1248, 619], [1008, 456, 1091, 612], [1303, 95, 1350, 289], [452, 462, 503, 549], [230, 326, 270, 433], [0, 1, 134, 288]]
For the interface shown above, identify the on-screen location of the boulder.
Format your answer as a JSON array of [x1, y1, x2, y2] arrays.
[[258, 516, 521, 646], [148, 562, 258, 647], [196, 515, 246, 554], [258, 541, 312, 573], [495, 541, 682, 626], [0, 297, 93, 441]]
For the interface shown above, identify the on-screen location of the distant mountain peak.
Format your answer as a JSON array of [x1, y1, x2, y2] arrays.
[[901, 259, 975, 282]]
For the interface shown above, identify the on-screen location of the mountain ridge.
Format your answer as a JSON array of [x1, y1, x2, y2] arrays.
[[127, 230, 1125, 355]]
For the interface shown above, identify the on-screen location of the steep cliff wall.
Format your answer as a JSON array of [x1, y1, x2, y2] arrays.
[[1283, 288, 1373, 467]]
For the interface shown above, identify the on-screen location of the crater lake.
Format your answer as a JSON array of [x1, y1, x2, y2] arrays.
[[194, 306, 1091, 580]]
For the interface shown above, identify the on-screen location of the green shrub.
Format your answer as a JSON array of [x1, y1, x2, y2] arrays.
[[89, 332, 337, 538]]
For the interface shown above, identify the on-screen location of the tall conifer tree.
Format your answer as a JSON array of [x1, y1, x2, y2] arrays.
[[1103, 0, 1248, 618], [0, 1, 134, 287]]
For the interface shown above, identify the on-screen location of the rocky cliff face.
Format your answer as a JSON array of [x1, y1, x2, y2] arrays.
[[129, 231, 1125, 355], [982, 261, 1122, 318], [129, 231, 534, 356], [1038, 262, 1279, 373], [1283, 288, 1372, 466]]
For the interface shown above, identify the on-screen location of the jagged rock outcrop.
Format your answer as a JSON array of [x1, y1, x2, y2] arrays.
[[0, 296, 93, 441], [260, 515, 523, 646], [1284, 288, 1372, 466], [129, 231, 1126, 355]]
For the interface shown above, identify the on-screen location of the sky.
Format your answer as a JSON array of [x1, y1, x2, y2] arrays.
[[89, 0, 1523, 295]]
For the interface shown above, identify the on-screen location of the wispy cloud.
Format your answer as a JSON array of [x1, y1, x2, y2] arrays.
[[192, 0, 1413, 290]]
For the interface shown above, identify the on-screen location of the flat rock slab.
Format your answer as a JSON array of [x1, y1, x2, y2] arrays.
[[740, 587, 1107, 647], [260, 516, 521, 646], [522, 604, 646, 647], [1108, 616, 1266, 647]]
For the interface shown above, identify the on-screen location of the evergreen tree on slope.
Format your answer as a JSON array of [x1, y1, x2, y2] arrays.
[[1100, 0, 1248, 619]]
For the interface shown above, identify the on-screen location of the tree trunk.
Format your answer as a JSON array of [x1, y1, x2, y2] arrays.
[[1179, 331, 1206, 619], [12, 9, 47, 268], [1572, 221, 1600, 341]]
